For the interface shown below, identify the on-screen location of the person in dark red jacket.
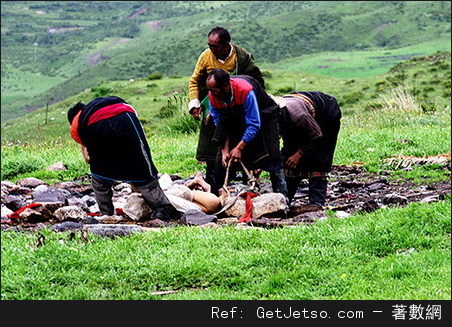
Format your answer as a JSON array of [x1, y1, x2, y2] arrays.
[[274, 92, 341, 207], [68, 96, 177, 220], [206, 69, 288, 202]]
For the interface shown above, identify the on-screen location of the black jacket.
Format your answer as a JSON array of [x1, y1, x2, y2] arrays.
[[78, 96, 159, 182]]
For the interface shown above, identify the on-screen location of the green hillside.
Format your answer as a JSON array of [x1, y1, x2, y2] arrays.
[[1, 1, 450, 122], [1, 51, 450, 184]]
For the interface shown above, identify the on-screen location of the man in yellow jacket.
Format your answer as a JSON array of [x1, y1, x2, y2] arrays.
[[188, 26, 265, 194]]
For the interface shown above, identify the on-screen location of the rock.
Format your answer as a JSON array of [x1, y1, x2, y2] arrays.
[[15, 206, 51, 223], [89, 203, 100, 213], [81, 195, 96, 207], [383, 193, 408, 205], [142, 219, 170, 228], [290, 203, 324, 215], [293, 210, 328, 221], [1, 181, 28, 197], [54, 181, 93, 196], [224, 192, 287, 219], [180, 209, 217, 226], [122, 193, 152, 220], [217, 217, 239, 224], [53, 205, 86, 221], [420, 195, 440, 203], [2, 195, 26, 211], [1, 205, 14, 218], [51, 221, 83, 232], [251, 217, 300, 227], [17, 177, 48, 188], [46, 162, 67, 171], [80, 217, 99, 224], [1, 181, 17, 189], [95, 214, 127, 223], [339, 180, 366, 189], [335, 211, 351, 219], [33, 187, 70, 204], [359, 199, 380, 213], [114, 183, 131, 191], [367, 182, 386, 191], [82, 224, 146, 238]]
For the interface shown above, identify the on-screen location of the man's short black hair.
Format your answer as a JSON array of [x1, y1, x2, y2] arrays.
[[208, 27, 231, 44], [207, 68, 230, 87], [67, 102, 85, 124]]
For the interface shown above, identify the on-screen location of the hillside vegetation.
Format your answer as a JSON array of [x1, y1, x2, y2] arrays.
[[1, 1, 450, 122], [1, 51, 450, 185], [1, 2, 450, 302]]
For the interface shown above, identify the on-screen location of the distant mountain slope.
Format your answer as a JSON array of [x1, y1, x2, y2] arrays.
[[1, 1, 450, 122], [2, 51, 449, 145]]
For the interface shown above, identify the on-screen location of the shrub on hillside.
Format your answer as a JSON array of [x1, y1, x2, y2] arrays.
[[158, 102, 178, 118], [339, 90, 365, 106], [91, 86, 111, 98], [1, 157, 45, 180], [274, 86, 294, 95], [147, 73, 163, 80], [162, 112, 200, 134]]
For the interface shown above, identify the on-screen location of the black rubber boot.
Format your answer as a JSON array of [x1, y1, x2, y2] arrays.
[[204, 160, 216, 192], [269, 168, 290, 208], [286, 176, 302, 205], [91, 177, 115, 215], [308, 177, 328, 206], [133, 180, 178, 220]]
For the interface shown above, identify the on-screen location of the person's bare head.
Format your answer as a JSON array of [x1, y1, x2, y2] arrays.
[[206, 68, 231, 102], [207, 27, 231, 60]]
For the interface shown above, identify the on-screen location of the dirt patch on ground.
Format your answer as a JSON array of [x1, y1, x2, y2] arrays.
[[86, 38, 131, 66], [145, 20, 162, 31], [310, 164, 450, 214]]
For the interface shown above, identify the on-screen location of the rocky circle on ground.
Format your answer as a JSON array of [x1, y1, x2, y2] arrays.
[[1, 164, 450, 238]]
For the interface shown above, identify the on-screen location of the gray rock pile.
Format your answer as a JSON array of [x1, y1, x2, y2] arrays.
[[2, 164, 449, 237]]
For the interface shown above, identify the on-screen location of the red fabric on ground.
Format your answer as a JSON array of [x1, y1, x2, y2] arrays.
[[7, 203, 42, 219], [237, 192, 259, 223]]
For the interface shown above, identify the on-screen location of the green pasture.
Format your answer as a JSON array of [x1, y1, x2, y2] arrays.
[[1, 199, 449, 300], [262, 38, 452, 78], [0, 33, 450, 300], [1, 51, 450, 184], [2, 1, 450, 123]]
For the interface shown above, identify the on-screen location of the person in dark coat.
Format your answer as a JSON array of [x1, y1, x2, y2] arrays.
[[206, 69, 288, 201], [188, 27, 265, 190], [67, 96, 177, 220], [273, 92, 342, 207]]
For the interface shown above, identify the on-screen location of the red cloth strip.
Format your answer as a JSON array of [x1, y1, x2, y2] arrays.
[[237, 192, 259, 223], [87, 103, 136, 126], [7, 203, 42, 219]]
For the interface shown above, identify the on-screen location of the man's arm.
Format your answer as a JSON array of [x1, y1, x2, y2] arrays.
[[229, 91, 261, 162], [241, 90, 261, 143], [283, 99, 323, 168], [188, 50, 209, 118], [81, 145, 90, 163]]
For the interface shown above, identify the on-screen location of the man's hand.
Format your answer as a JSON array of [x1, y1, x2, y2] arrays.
[[230, 140, 246, 163], [286, 151, 302, 169], [189, 106, 202, 120], [230, 147, 242, 163], [222, 152, 231, 167]]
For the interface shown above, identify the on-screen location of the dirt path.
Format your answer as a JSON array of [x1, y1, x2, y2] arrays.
[[86, 38, 131, 66]]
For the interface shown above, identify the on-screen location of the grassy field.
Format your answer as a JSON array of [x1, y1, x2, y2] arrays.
[[262, 38, 451, 78], [2, 1, 450, 123], [1, 199, 449, 300], [1, 50, 450, 300], [2, 51, 450, 184]]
